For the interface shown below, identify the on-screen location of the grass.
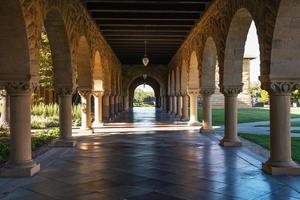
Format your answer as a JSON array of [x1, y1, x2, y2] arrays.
[[198, 108, 300, 126], [239, 133, 300, 163]]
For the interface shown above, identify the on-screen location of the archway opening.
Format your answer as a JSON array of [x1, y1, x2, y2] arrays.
[[133, 84, 155, 107]]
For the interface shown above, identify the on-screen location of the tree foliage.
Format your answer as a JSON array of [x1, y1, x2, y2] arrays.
[[134, 88, 155, 103], [39, 32, 53, 88]]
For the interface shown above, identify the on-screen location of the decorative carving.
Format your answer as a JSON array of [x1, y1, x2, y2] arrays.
[[5, 81, 38, 94], [78, 89, 92, 97], [263, 81, 300, 94], [187, 89, 200, 96], [54, 87, 74, 96], [200, 88, 215, 96], [220, 85, 243, 96]]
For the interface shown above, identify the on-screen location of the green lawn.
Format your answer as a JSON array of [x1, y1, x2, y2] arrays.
[[239, 133, 300, 163], [255, 121, 300, 128], [198, 108, 300, 126]]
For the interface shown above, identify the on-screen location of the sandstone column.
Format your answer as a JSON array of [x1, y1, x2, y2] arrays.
[[0, 90, 9, 129], [124, 95, 129, 111], [188, 90, 201, 126], [78, 90, 92, 133], [262, 82, 300, 175], [92, 91, 104, 128], [103, 93, 110, 121], [176, 95, 182, 119], [114, 95, 119, 115], [181, 94, 189, 121], [220, 86, 242, 147], [168, 95, 173, 114], [54, 87, 76, 147], [110, 95, 115, 119], [200, 88, 215, 134], [1, 82, 40, 176], [172, 95, 177, 115]]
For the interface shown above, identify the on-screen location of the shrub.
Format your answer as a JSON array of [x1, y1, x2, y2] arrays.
[[0, 128, 9, 137]]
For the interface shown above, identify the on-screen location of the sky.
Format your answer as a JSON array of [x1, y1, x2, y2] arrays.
[[136, 84, 154, 92], [137, 21, 260, 92], [245, 22, 260, 84]]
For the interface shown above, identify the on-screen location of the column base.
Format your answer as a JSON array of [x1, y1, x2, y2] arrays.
[[0, 161, 40, 177], [181, 117, 189, 122], [52, 138, 77, 147], [175, 114, 182, 119], [220, 138, 242, 147], [92, 122, 104, 128], [188, 121, 201, 126], [200, 127, 215, 134], [79, 127, 94, 134], [262, 161, 300, 175]]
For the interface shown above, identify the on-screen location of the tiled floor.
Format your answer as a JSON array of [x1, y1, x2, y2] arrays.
[[1, 107, 300, 200]]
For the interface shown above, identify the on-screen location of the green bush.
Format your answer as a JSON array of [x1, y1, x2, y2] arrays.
[[0, 128, 60, 163], [0, 128, 9, 137]]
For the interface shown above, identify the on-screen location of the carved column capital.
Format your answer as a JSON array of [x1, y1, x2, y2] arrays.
[[92, 91, 104, 97], [54, 86, 74, 96], [78, 89, 92, 97], [187, 89, 200, 96], [262, 81, 299, 95], [200, 88, 215, 97], [220, 85, 243, 96], [5, 81, 38, 95]]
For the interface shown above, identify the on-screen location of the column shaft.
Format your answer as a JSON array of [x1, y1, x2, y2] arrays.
[[168, 96, 173, 114], [176, 95, 182, 118], [103, 95, 110, 121], [92, 92, 103, 127], [172, 96, 177, 115], [110, 96, 115, 119], [200, 93, 215, 134], [220, 94, 241, 146], [79, 90, 92, 131], [59, 94, 73, 140], [1, 88, 40, 176], [181, 95, 189, 121], [263, 90, 300, 175], [188, 93, 200, 126]]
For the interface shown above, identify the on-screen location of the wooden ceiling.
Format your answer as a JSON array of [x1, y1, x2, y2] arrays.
[[81, 0, 212, 64]]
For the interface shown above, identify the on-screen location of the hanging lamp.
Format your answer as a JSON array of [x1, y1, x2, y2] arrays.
[[142, 40, 149, 66]]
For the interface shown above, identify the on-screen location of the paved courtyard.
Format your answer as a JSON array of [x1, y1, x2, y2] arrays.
[[1, 108, 300, 200]]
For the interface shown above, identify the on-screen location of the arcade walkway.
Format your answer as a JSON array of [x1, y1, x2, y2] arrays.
[[1, 108, 300, 200]]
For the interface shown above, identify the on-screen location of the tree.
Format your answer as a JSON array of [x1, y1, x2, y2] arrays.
[[39, 32, 53, 88], [259, 90, 269, 104]]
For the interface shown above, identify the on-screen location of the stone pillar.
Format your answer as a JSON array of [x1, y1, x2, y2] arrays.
[[188, 91, 201, 126], [176, 95, 182, 119], [220, 86, 242, 147], [262, 82, 300, 175], [200, 88, 215, 134], [124, 96, 129, 111], [168, 95, 173, 114], [54, 87, 76, 147], [110, 95, 115, 119], [92, 91, 104, 128], [114, 95, 119, 115], [172, 95, 177, 115], [78, 90, 92, 132], [181, 94, 189, 121], [0, 90, 10, 129], [103, 94, 110, 121], [0, 82, 40, 177]]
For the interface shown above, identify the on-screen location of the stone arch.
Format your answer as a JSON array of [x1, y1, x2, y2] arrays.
[[171, 70, 176, 95], [92, 50, 104, 91], [77, 36, 92, 89], [223, 8, 254, 86], [201, 37, 218, 89], [128, 76, 161, 107], [188, 51, 200, 90], [181, 59, 188, 94], [270, 0, 300, 80], [175, 67, 181, 95], [44, 8, 73, 88], [0, 0, 31, 84]]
